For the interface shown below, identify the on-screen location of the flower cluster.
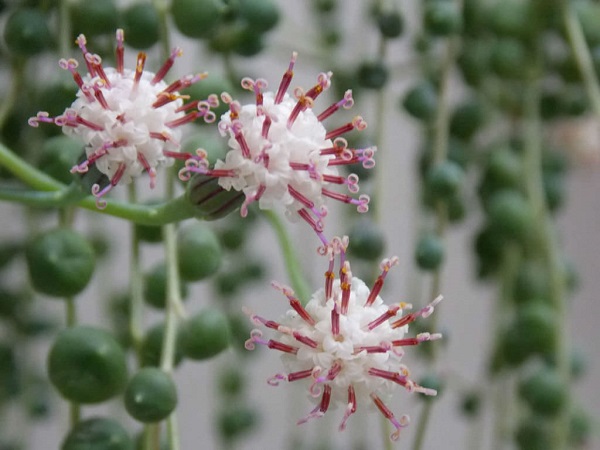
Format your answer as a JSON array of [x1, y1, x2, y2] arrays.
[[245, 237, 442, 440], [180, 53, 376, 245], [29, 30, 217, 207]]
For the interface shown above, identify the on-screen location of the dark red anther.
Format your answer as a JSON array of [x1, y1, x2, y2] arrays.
[[288, 368, 315, 382], [391, 338, 420, 347], [293, 332, 318, 348], [288, 297, 315, 326], [331, 308, 340, 337], [261, 114, 272, 138], [275, 52, 297, 104], [94, 88, 110, 110], [366, 305, 401, 331], [288, 185, 315, 209], [366, 277, 384, 306], [116, 30, 125, 74], [268, 339, 298, 355], [322, 189, 354, 204], [324, 271, 334, 301], [133, 52, 147, 88], [319, 385, 332, 413], [391, 313, 416, 329], [166, 112, 198, 128], [152, 48, 182, 85], [325, 122, 355, 141]]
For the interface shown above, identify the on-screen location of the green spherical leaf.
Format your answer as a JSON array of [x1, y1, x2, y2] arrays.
[[61, 417, 133, 450], [239, 0, 280, 33], [122, 2, 160, 49], [402, 82, 438, 121], [218, 367, 245, 397], [186, 174, 244, 221], [347, 219, 385, 261], [490, 39, 528, 80], [183, 308, 230, 360], [487, 0, 533, 41], [415, 233, 444, 271], [485, 147, 523, 189], [357, 61, 389, 90], [515, 418, 551, 450], [140, 322, 185, 368], [143, 263, 189, 309], [487, 190, 534, 241], [425, 160, 464, 200], [218, 406, 259, 441], [3, 8, 51, 56], [38, 136, 82, 185], [124, 368, 177, 423], [377, 10, 404, 38], [48, 326, 127, 403], [71, 0, 118, 37], [502, 303, 557, 366], [171, 0, 225, 38], [177, 223, 222, 281], [513, 261, 550, 304], [449, 100, 486, 140], [26, 228, 96, 298], [519, 368, 567, 417], [424, 1, 462, 36]]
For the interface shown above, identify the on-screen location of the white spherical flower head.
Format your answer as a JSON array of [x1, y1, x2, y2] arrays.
[[29, 30, 217, 208], [245, 238, 443, 441], [180, 53, 376, 244]]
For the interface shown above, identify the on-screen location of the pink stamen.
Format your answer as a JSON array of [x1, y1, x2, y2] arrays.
[[331, 308, 340, 337], [152, 47, 183, 85], [293, 331, 318, 348], [297, 208, 324, 234], [366, 305, 401, 331], [275, 51, 297, 104], [339, 385, 357, 431], [298, 384, 331, 425], [391, 295, 442, 329], [116, 29, 124, 74], [317, 90, 354, 122], [371, 393, 408, 441], [87, 54, 110, 88], [325, 116, 366, 141], [166, 112, 199, 128], [240, 184, 266, 217], [76, 34, 95, 75], [137, 153, 157, 188], [272, 282, 315, 325], [366, 257, 399, 306], [133, 52, 147, 90]]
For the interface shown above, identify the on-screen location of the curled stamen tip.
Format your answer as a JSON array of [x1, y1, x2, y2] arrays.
[[353, 116, 367, 130], [267, 374, 286, 386], [220, 92, 233, 104], [241, 77, 255, 90], [343, 90, 354, 108], [76, 34, 87, 46], [244, 338, 256, 351]]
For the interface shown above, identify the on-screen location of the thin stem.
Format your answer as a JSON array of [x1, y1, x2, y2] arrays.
[[262, 210, 311, 304], [562, 1, 600, 117], [372, 33, 389, 224], [159, 165, 182, 450], [128, 183, 145, 364], [58, 0, 71, 56], [491, 244, 520, 450], [522, 80, 570, 450]]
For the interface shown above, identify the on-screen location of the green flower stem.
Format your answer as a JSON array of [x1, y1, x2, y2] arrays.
[[562, 1, 600, 117], [262, 210, 311, 304], [58, 0, 71, 56], [128, 184, 145, 364], [372, 33, 389, 224], [159, 168, 183, 450], [522, 80, 570, 450], [411, 28, 459, 450], [0, 142, 63, 192], [491, 244, 520, 449]]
